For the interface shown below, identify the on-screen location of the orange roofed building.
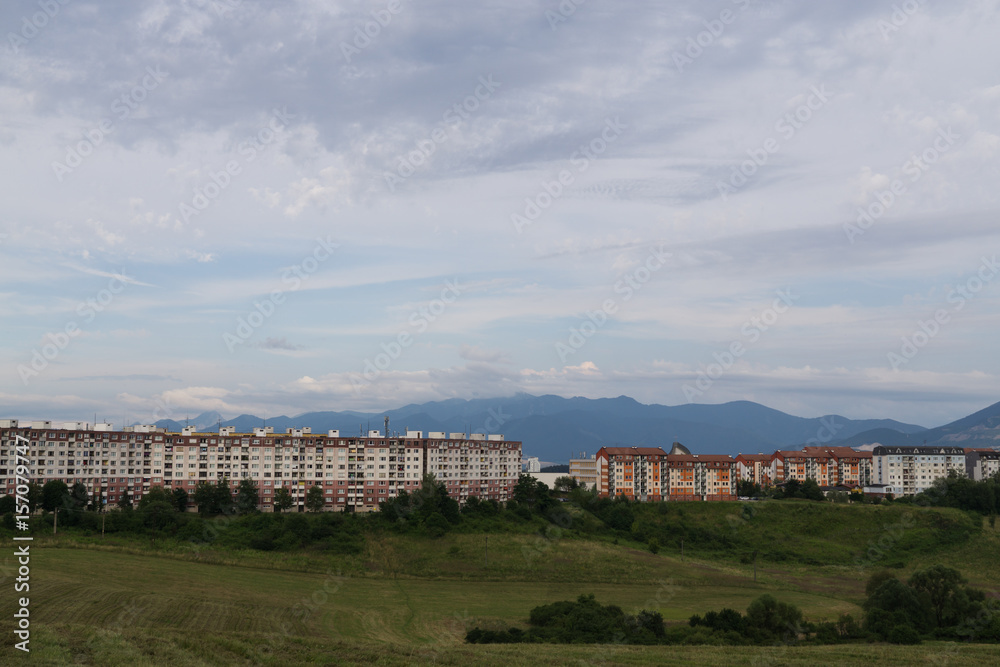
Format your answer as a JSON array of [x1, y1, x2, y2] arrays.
[[596, 445, 737, 502]]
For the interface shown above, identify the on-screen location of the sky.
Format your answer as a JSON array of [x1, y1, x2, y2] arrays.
[[1, 0, 999, 429]]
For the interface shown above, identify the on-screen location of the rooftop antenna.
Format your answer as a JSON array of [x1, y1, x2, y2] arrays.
[[384, 416, 389, 439]]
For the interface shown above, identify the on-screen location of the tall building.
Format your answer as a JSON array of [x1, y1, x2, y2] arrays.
[[872, 446, 967, 495], [0, 421, 520, 511], [596, 445, 737, 502], [967, 448, 1000, 481], [568, 453, 598, 490]]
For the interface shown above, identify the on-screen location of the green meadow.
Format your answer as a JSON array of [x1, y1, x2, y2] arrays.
[[2, 501, 999, 665]]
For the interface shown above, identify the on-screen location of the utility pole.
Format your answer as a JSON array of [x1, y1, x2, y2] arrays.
[[53, 507, 58, 535], [102, 512, 106, 538]]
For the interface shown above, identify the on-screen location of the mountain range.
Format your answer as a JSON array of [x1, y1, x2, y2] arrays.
[[152, 394, 1000, 463]]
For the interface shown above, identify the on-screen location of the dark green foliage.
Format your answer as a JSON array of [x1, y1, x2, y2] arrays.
[[908, 565, 983, 629], [378, 475, 462, 535], [172, 487, 189, 513], [116, 489, 132, 510], [273, 487, 293, 513], [862, 565, 991, 642], [865, 570, 898, 597], [26, 483, 43, 513], [887, 624, 922, 644], [0, 494, 15, 514], [915, 472, 1000, 515], [138, 486, 175, 509], [468, 594, 665, 645], [42, 480, 69, 512], [193, 481, 219, 515], [774, 478, 824, 501], [69, 482, 90, 511], [235, 479, 260, 514], [469, 594, 810, 646], [305, 485, 325, 512]]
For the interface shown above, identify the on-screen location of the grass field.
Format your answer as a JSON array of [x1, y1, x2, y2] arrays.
[[2, 502, 999, 665]]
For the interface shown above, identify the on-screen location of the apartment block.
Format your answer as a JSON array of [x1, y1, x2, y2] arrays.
[[596, 446, 737, 502], [568, 454, 598, 490], [664, 454, 736, 501], [735, 453, 773, 487], [771, 447, 872, 488], [596, 447, 668, 501], [967, 448, 1000, 481], [872, 446, 966, 495], [0, 422, 520, 512]]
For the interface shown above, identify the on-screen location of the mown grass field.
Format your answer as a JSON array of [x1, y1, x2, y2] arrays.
[[2, 502, 999, 665]]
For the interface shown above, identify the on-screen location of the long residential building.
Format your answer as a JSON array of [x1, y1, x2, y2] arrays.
[[870, 445, 967, 496], [595, 442, 999, 502], [596, 446, 737, 501], [0, 420, 520, 511]]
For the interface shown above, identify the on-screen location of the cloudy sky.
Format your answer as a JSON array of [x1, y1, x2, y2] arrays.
[[2, 0, 999, 428]]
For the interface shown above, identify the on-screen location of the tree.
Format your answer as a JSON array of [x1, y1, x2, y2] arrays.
[[88, 489, 104, 512], [138, 486, 174, 510], [193, 481, 219, 515], [780, 479, 801, 499], [553, 476, 578, 492], [305, 485, 325, 512], [117, 489, 133, 510], [0, 495, 15, 514], [745, 594, 803, 640], [41, 480, 69, 512], [908, 565, 980, 629], [215, 478, 234, 515], [863, 577, 932, 637], [235, 478, 260, 514], [273, 487, 294, 513], [69, 482, 90, 511], [799, 478, 825, 502], [172, 487, 189, 513], [26, 482, 43, 513], [737, 480, 761, 497]]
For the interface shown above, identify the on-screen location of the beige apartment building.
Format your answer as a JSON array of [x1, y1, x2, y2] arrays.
[[0, 420, 520, 511]]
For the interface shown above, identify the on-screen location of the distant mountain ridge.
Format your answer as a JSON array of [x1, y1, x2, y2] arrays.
[[148, 395, 1000, 463], [829, 400, 1000, 451], [142, 393, 1000, 464]]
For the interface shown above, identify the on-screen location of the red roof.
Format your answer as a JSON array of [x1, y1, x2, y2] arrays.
[[598, 446, 669, 457]]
